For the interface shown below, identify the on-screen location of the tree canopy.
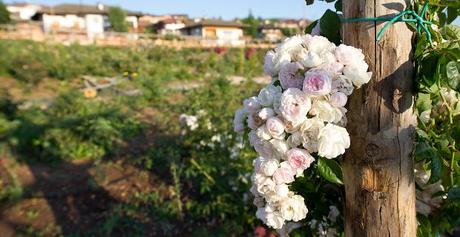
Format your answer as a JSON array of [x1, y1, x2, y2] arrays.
[[0, 0, 11, 24], [108, 7, 128, 32]]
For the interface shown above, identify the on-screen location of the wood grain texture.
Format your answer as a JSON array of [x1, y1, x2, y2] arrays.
[[342, 0, 417, 236]]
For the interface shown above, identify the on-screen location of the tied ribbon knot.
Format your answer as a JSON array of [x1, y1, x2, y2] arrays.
[[341, 2, 433, 44]]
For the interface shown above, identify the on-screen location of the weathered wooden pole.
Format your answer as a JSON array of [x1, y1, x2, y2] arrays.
[[342, 0, 417, 236]]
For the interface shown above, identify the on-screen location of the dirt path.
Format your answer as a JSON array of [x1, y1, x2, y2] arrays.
[[0, 158, 158, 236]]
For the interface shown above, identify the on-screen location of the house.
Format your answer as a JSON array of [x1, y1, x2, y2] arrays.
[[33, 3, 143, 37], [258, 25, 284, 42], [181, 19, 245, 46], [153, 18, 186, 35], [6, 3, 43, 21]]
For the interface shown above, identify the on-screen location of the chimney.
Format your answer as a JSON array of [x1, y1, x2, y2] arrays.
[[97, 2, 104, 11]]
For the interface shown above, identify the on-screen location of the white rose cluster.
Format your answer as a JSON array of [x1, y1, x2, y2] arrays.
[[234, 34, 372, 230]]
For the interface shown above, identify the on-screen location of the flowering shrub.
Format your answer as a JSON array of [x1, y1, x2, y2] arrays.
[[234, 34, 372, 234]]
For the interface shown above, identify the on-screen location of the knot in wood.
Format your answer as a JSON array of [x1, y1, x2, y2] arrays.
[[365, 143, 380, 160]]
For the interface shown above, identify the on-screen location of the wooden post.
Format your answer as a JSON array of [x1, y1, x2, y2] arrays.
[[342, 0, 417, 236]]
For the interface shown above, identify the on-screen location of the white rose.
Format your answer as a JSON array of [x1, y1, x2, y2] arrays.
[[273, 161, 296, 184], [279, 35, 304, 56], [303, 70, 332, 96], [264, 50, 291, 76], [321, 52, 337, 64], [256, 206, 267, 221], [256, 125, 272, 140], [258, 85, 282, 107], [252, 173, 276, 195], [329, 92, 348, 107], [280, 195, 308, 222], [334, 44, 365, 65], [332, 75, 354, 96], [244, 96, 262, 113], [258, 107, 276, 120], [266, 117, 285, 139], [266, 210, 285, 229], [260, 158, 280, 176], [310, 99, 344, 123], [287, 131, 303, 148], [266, 183, 290, 203], [318, 123, 350, 159], [233, 108, 248, 133], [299, 118, 325, 153], [306, 35, 334, 54], [302, 51, 323, 68], [280, 88, 311, 125], [343, 63, 372, 88], [317, 62, 344, 78], [270, 139, 290, 158]]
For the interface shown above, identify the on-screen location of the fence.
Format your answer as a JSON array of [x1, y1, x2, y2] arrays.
[[0, 23, 276, 49]]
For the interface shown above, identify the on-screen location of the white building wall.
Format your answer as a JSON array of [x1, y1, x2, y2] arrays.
[[85, 14, 104, 38], [7, 5, 41, 20], [42, 14, 85, 32]]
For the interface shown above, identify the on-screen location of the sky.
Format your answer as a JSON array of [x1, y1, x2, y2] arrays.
[[5, 0, 334, 20], [5, 0, 459, 24]]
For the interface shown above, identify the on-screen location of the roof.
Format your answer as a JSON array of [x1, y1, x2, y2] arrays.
[[38, 4, 143, 16], [182, 19, 244, 29]]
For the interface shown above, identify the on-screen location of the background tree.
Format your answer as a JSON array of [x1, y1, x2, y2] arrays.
[[242, 10, 259, 38], [0, 0, 11, 24], [108, 6, 128, 32]]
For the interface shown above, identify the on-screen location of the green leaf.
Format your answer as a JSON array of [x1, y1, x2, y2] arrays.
[[305, 20, 318, 34], [448, 187, 460, 201], [416, 93, 432, 112], [441, 25, 460, 40], [334, 0, 342, 12], [446, 61, 460, 92], [317, 157, 343, 185], [447, 7, 458, 24], [305, 0, 314, 5], [428, 154, 442, 184], [319, 9, 341, 45]]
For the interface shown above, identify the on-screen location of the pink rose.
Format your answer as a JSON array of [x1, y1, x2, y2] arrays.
[[280, 88, 311, 126], [303, 70, 332, 96], [266, 117, 285, 139], [273, 162, 296, 184], [286, 148, 315, 171], [279, 62, 305, 90], [329, 92, 348, 107]]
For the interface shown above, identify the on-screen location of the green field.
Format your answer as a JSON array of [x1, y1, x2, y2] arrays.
[[0, 40, 268, 236]]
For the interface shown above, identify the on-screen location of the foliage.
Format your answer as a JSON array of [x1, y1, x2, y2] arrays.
[[0, 0, 10, 24], [242, 11, 260, 38], [301, 0, 460, 236], [0, 40, 264, 82], [108, 6, 128, 32]]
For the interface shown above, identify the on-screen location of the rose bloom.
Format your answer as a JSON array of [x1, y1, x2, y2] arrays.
[[332, 75, 354, 96], [302, 51, 323, 68], [317, 62, 344, 78], [286, 148, 315, 171], [303, 70, 332, 97], [244, 96, 262, 113], [266, 117, 285, 139], [318, 123, 350, 159], [270, 139, 290, 159], [264, 50, 291, 76], [279, 88, 311, 126], [343, 63, 372, 88], [279, 195, 308, 222], [273, 161, 296, 184], [329, 92, 348, 107], [309, 99, 344, 123], [247, 113, 264, 129], [306, 35, 334, 54], [299, 117, 325, 153], [258, 85, 282, 107], [279, 62, 305, 90], [334, 44, 365, 65], [256, 125, 272, 140], [260, 158, 280, 176], [258, 107, 276, 120], [233, 108, 248, 133]]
